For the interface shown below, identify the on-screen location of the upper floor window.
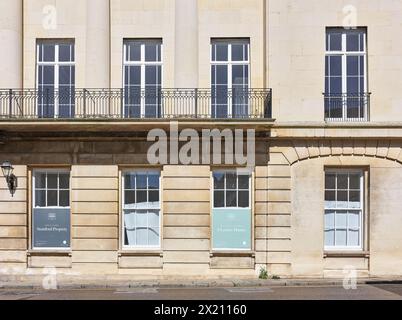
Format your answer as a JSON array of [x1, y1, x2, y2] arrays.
[[123, 40, 162, 118], [324, 170, 364, 250], [36, 40, 75, 118], [325, 28, 368, 121], [211, 39, 250, 119]]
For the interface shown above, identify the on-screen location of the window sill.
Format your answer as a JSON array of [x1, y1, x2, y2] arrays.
[[210, 251, 255, 258], [27, 250, 72, 257], [324, 251, 369, 258], [118, 250, 163, 257]]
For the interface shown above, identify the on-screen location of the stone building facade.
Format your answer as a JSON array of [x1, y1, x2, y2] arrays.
[[0, 0, 402, 278]]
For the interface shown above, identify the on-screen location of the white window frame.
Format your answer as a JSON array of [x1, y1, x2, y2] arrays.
[[212, 170, 251, 210], [325, 29, 367, 121], [212, 170, 252, 251], [121, 169, 161, 250], [32, 168, 71, 251], [210, 39, 250, 118], [324, 169, 364, 251], [122, 40, 163, 118], [36, 41, 75, 118]]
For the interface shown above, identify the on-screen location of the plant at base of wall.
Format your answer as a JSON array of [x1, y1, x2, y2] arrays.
[[259, 266, 268, 279]]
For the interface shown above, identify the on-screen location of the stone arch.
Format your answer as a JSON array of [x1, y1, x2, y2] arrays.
[[278, 140, 402, 166]]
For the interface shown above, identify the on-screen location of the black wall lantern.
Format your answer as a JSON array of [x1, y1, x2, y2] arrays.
[[1, 161, 18, 197]]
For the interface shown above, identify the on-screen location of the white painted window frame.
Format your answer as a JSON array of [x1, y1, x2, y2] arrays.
[[32, 168, 71, 251], [212, 170, 251, 209], [121, 169, 162, 250], [210, 40, 250, 118], [324, 169, 364, 251], [36, 41, 75, 118], [325, 29, 367, 121], [122, 40, 163, 118]]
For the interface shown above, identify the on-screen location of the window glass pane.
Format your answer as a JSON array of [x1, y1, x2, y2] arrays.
[[136, 173, 147, 189], [59, 174, 69, 189], [148, 210, 159, 227], [335, 229, 347, 246], [348, 230, 359, 246], [35, 173, 47, 188], [35, 190, 46, 207], [42, 66, 55, 85], [328, 56, 342, 76], [324, 211, 335, 229], [148, 190, 159, 203], [128, 65, 141, 85], [238, 191, 249, 208], [335, 211, 347, 228], [348, 211, 360, 229], [148, 227, 159, 245], [346, 33, 360, 51], [47, 174, 58, 189], [238, 175, 249, 189], [47, 190, 57, 206], [325, 173, 336, 189], [136, 228, 148, 245], [124, 190, 136, 205], [59, 190, 69, 207], [232, 44, 246, 61], [214, 43, 228, 61], [337, 174, 348, 189], [42, 44, 55, 62], [226, 190, 237, 207], [213, 172, 225, 189], [337, 190, 348, 208], [214, 191, 224, 207], [59, 44, 71, 62], [148, 173, 159, 189], [125, 174, 136, 189], [226, 173, 236, 189], [349, 174, 361, 189], [325, 230, 335, 246], [136, 211, 147, 227], [136, 190, 147, 204], [325, 190, 336, 202], [215, 65, 228, 84], [128, 42, 141, 61], [347, 56, 359, 76], [145, 43, 160, 62], [328, 32, 342, 51], [349, 191, 360, 208]]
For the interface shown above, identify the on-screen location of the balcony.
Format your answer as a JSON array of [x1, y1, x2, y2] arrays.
[[324, 93, 370, 122], [0, 88, 272, 121]]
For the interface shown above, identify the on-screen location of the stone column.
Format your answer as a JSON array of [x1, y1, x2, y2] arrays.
[[0, 0, 22, 88], [85, 0, 110, 89], [174, 0, 198, 88]]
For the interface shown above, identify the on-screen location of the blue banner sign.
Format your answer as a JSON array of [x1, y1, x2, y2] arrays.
[[212, 208, 251, 249], [33, 208, 70, 248]]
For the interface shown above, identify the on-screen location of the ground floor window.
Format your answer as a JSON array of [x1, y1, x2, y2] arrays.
[[324, 169, 364, 250], [32, 169, 70, 249], [212, 170, 251, 250], [122, 170, 161, 248]]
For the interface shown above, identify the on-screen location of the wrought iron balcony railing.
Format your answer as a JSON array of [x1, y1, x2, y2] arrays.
[[324, 93, 370, 122], [0, 88, 272, 120]]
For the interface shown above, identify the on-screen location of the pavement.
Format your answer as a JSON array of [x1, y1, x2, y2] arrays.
[[1, 284, 402, 300], [2, 274, 402, 290]]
